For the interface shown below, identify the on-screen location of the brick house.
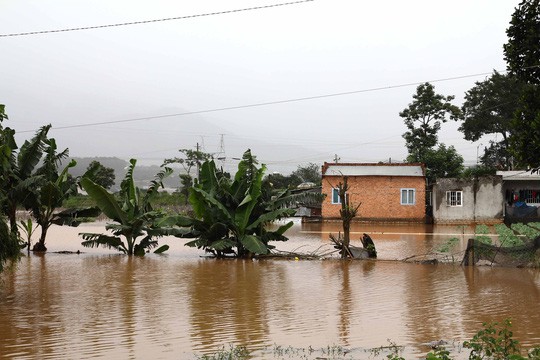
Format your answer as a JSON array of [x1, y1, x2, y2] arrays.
[[321, 162, 426, 222]]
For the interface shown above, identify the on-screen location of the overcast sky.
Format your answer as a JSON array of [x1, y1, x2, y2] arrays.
[[1, 0, 519, 174]]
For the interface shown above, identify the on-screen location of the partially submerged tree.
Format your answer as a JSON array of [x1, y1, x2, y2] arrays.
[[2, 124, 51, 240], [0, 104, 21, 271], [79, 159, 181, 256], [336, 177, 358, 259], [0, 105, 95, 254], [29, 155, 100, 252], [178, 149, 296, 258]]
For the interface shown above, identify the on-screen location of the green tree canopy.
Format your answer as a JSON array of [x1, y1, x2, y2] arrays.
[[163, 147, 213, 180], [509, 86, 540, 168], [163, 147, 214, 199], [422, 144, 464, 184], [459, 71, 525, 170], [400, 82, 462, 163], [264, 172, 301, 190], [0, 104, 21, 271], [503, 0, 540, 85], [291, 163, 321, 185], [400, 83, 464, 182], [84, 160, 116, 190], [503, 0, 540, 169]]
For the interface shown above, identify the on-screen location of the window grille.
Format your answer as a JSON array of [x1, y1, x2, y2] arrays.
[[446, 191, 463, 207]]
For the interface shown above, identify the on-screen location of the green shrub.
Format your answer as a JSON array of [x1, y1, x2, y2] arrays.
[[426, 347, 451, 360], [463, 319, 522, 360]]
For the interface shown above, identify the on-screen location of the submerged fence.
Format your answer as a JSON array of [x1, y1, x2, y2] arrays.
[[462, 236, 540, 267]]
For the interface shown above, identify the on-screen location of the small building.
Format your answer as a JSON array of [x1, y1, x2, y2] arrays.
[[432, 176, 504, 224], [290, 185, 322, 221], [321, 162, 426, 222], [497, 170, 540, 221]]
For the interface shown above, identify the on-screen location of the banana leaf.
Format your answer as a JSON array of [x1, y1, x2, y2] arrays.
[[246, 209, 295, 231], [81, 177, 128, 224], [79, 233, 126, 253], [154, 245, 169, 254], [190, 187, 232, 223], [240, 234, 268, 254], [208, 238, 236, 251]]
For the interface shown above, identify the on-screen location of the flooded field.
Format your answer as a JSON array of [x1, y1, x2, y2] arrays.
[[1, 220, 540, 359]]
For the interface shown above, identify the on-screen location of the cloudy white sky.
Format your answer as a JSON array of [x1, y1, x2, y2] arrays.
[[1, 0, 519, 174]]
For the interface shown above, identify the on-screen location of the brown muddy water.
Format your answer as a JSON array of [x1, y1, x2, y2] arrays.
[[1, 220, 540, 359]]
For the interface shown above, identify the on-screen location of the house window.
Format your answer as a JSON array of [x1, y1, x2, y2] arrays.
[[401, 188, 416, 205], [331, 188, 347, 204], [524, 189, 540, 204], [446, 191, 463, 207]]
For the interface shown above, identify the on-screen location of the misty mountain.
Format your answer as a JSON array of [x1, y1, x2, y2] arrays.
[[68, 157, 182, 191]]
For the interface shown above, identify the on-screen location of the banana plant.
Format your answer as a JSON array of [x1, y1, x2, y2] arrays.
[[17, 219, 36, 254], [181, 149, 296, 258], [1, 124, 50, 239], [79, 159, 184, 256], [30, 155, 101, 252]]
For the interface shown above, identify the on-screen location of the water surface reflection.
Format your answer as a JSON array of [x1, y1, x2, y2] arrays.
[[1, 221, 539, 359]]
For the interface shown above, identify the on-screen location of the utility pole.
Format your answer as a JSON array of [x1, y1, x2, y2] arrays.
[[476, 143, 483, 165], [196, 142, 200, 180], [217, 134, 226, 169], [333, 154, 340, 163]]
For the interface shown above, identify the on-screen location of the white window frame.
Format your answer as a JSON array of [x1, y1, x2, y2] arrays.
[[400, 188, 416, 205], [446, 190, 463, 207], [331, 188, 348, 204]]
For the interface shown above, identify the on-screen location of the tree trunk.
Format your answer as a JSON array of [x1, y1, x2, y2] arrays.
[[339, 177, 352, 259], [32, 226, 48, 252]]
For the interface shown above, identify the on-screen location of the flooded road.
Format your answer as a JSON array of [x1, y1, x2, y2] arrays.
[[1, 220, 539, 359]]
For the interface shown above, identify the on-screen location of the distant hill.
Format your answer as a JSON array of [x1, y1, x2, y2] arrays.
[[68, 157, 181, 191]]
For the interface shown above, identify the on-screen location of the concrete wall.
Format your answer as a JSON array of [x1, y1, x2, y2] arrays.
[[321, 175, 426, 222], [433, 176, 503, 224]]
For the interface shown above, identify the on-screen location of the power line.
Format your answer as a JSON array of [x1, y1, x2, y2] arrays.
[[19, 71, 498, 134], [0, 0, 314, 38]]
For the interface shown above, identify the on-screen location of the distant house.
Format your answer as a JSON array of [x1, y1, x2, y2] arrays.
[[291, 185, 322, 221], [497, 170, 540, 221], [321, 162, 426, 222], [431, 176, 504, 224]]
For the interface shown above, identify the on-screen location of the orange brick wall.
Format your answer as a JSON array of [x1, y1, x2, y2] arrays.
[[321, 175, 426, 221]]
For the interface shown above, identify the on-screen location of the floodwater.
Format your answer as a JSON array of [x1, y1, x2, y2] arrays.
[[1, 220, 540, 359]]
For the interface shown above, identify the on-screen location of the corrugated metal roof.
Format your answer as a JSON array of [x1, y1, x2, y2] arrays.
[[323, 164, 424, 177], [496, 170, 540, 181]]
